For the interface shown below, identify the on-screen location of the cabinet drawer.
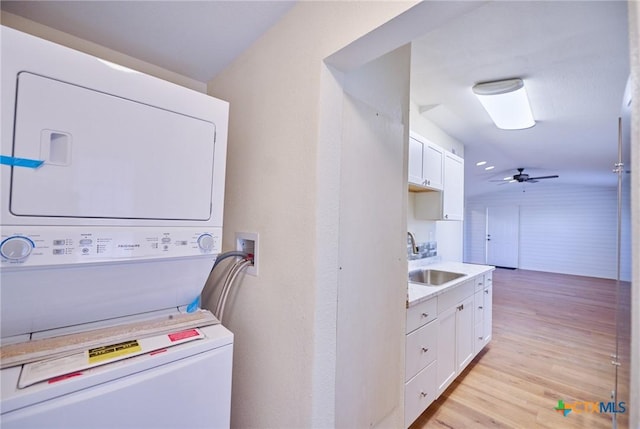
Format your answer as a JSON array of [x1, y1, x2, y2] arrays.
[[404, 361, 437, 428], [437, 280, 474, 314], [474, 290, 484, 325], [474, 322, 485, 354], [474, 275, 485, 292], [485, 272, 493, 287], [405, 319, 437, 381], [407, 297, 437, 333]]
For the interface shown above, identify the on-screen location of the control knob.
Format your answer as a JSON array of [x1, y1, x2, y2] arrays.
[[197, 233, 215, 252], [1, 236, 35, 261]]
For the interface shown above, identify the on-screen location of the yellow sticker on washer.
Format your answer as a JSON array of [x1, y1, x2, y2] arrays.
[[88, 340, 142, 364]]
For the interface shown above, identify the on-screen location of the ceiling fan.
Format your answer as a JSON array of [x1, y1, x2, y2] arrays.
[[496, 168, 559, 184]]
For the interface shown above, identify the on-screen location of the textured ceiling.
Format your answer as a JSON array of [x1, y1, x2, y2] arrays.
[[0, 1, 296, 82], [410, 1, 630, 196]]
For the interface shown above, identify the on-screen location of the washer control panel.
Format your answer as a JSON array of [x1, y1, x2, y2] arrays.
[[0, 227, 221, 266]]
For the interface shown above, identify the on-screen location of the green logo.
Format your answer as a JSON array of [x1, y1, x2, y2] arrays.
[[555, 400, 572, 417]]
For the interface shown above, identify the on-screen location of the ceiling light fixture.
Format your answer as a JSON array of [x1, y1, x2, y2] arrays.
[[472, 78, 535, 130], [476, 161, 487, 166], [485, 166, 495, 171]]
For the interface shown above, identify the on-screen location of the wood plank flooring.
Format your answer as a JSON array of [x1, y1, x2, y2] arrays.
[[409, 269, 631, 429]]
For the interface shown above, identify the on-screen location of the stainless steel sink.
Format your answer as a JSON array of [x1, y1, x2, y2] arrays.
[[408, 269, 464, 286]]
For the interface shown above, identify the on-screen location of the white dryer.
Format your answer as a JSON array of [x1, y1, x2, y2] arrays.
[[0, 26, 232, 428]]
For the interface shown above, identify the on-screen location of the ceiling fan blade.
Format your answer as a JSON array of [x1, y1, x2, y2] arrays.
[[528, 175, 559, 180], [527, 180, 539, 183]]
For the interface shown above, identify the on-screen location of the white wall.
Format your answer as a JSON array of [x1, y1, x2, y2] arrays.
[[205, 2, 417, 428], [465, 183, 631, 281], [409, 99, 465, 157], [406, 194, 463, 262], [335, 45, 410, 428]]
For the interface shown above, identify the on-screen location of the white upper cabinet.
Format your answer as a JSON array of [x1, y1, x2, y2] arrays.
[[442, 152, 464, 220], [408, 132, 444, 191], [414, 150, 464, 221]]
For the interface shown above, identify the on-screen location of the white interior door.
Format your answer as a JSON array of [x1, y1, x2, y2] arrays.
[[486, 206, 519, 268]]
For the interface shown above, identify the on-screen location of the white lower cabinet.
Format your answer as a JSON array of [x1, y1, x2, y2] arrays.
[[435, 305, 456, 394], [406, 320, 437, 380], [405, 270, 495, 428], [436, 282, 475, 396], [474, 276, 493, 354], [455, 294, 475, 372], [404, 361, 437, 427]]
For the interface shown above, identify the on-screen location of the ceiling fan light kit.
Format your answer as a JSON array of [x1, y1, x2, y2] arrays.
[[472, 78, 536, 130]]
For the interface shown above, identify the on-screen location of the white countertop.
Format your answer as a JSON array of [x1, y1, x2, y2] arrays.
[[407, 261, 495, 307]]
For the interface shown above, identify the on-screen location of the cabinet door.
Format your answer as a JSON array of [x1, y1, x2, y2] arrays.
[[436, 305, 456, 396], [442, 152, 464, 220], [408, 137, 424, 186], [483, 285, 493, 346], [422, 143, 444, 190], [456, 295, 475, 372]]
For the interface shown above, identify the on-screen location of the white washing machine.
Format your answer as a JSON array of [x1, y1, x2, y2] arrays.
[[1, 320, 233, 429], [0, 26, 233, 428]]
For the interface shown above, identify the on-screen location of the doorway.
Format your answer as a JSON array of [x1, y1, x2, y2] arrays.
[[486, 206, 519, 268]]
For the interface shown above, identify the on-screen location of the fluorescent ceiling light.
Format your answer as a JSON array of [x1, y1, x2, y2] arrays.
[[485, 166, 495, 171], [476, 161, 487, 166], [472, 78, 535, 130]]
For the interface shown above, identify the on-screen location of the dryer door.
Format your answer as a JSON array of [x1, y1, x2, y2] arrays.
[[10, 72, 216, 221]]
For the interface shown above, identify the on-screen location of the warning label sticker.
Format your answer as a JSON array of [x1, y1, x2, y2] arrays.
[[168, 329, 200, 342], [18, 328, 205, 389], [88, 340, 142, 364]]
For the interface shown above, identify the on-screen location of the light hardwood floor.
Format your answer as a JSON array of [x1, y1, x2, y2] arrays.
[[409, 268, 631, 429]]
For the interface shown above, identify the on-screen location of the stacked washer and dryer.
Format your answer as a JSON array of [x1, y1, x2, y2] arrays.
[[0, 26, 233, 428]]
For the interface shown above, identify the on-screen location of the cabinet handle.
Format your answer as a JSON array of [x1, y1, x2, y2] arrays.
[[421, 312, 429, 318], [420, 392, 428, 398], [478, 306, 483, 310], [485, 290, 489, 294], [478, 336, 483, 340], [445, 214, 449, 219], [457, 304, 464, 311], [478, 282, 483, 286], [421, 347, 429, 353]]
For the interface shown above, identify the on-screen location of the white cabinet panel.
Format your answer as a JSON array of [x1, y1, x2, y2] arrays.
[[456, 295, 475, 372], [407, 132, 443, 190], [405, 320, 437, 381], [406, 297, 437, 334], [474, 322, 485, 354], [442, 153, 464, 220], [404, 362, 436, 428], [483, 284, 493, 347], [474, 290, 484, 325], [408, 137, 424, 185], [422, 143, 444, 190], [11, 73, 216, 221], [414, 151, 464, 221], [436, 305, 456, 395]]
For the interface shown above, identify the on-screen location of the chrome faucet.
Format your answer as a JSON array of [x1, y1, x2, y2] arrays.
[[407, 232, 419, 255]]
